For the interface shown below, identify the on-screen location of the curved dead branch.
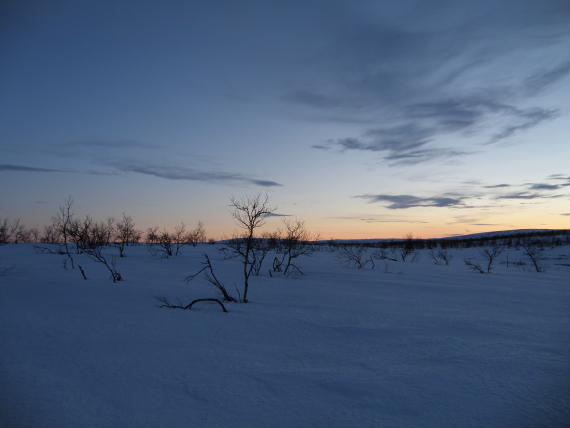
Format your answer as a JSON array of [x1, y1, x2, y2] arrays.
[[152, 295, 227, 312]]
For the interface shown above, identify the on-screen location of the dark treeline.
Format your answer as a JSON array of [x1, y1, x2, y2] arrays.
[[0, 197, 208, 253], [324, 229, 570, 251], [1, 197, 569, 252]]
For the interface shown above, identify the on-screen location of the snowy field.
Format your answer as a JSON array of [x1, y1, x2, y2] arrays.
[[1, 243, 569, 428]]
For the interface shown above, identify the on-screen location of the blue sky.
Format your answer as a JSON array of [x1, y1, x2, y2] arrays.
[[1, 0, 569, 239]]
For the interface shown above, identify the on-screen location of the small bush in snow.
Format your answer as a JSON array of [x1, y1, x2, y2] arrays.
[[465, 246, 502, 273], [336, 244, 375, 269], [518, 239, 548, 272]]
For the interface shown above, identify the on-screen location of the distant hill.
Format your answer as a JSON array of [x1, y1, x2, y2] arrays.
[[322, 229, 569, 245]]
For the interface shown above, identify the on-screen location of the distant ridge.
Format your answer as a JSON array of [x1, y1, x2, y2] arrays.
[[322, 229, 569, 244], [444, 229, 562, 240]]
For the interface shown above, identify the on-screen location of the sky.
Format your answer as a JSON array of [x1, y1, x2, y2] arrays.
[[1, 0, 569, 240]]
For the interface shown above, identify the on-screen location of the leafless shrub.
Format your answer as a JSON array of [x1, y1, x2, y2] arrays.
[[29, 228, 40, 243], [264, 230, 281, 252], [12, 220, 30, 243], [336, 244, 375, 269], [396, 232, 418, 262], [438, 249, 453, 265], [92, 219, 114, 247], [148, 229, 174, 258], [172, 222, 187, 255], [85, 246, 122, 282], [252, 236, 272, 276], [67, 215, 92, 253], [479, 246, 503, 273], [145, 226, 160, 245], [397, 247, 417, 262], [465, 246, 502, 273], [0, 218, 30, 244], [429, 249, 441, 265], [186, 221, 207, 247], [372, 248, 397, 262], [0, 218, 9, 245], [429, 249, 453, 265], [221, 234, 271, 278], [67, 215, 112, 253], [273, 218, 320, 277], [51, 197, 75, 268], [112, 214, 140, 256], [511, 260, 528, 270], [518, 239, 548, 272], [464, 258, 485, 273], [185, 254, 237, 302], [41, 225, 61, 244]]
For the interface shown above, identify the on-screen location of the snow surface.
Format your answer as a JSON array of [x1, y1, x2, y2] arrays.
[[1, 243, 569, 428]]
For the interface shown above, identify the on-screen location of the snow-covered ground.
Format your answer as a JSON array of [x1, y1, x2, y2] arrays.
[[1, 243, 569, 428]]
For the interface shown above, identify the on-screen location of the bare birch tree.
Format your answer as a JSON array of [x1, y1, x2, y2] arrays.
[[220, 193, 276, 303]]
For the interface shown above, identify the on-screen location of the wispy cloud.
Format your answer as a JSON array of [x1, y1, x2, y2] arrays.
[[118, 164, 282, 187], [47, 140, 283, 187], [496, 192, 563, 200], [359, 218, 429, 224], [483, 184, 510, 188], [0, 164, 117, 176], [293, 2, 570, 163], [523, 61, 570, 96], [0, 164, 66, 173], [529, 183, 560, 191], [324, 123, 475, 165], [328, 124, 432, 154], [326, 215, 428, 223], [548, 174, 570, 180], [546, 174, 570, 187], [384, 148, 471, 166], [355, 194, 464, 209], [488, 107, 559, 144], [251, 180, 283, 187], [50, 140, 163, 160], [60, 140, 160, 149]]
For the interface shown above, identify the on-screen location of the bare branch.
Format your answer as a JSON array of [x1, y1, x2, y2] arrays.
[[152, 295, 227, 312], [185, 254, 237, 302], [464, 258, 485, 273]]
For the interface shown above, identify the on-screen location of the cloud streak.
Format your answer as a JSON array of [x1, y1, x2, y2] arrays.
[[352, 172, 570, 213], [355, 194, 464, 209], [483, 184, 510, 188], [46, 140, 283, 187], [496, 192, 563, 200], [1, 159, 283, 188], [117, 164, 282, 187], [0, 164, 117, 176], [0, 164, 66, 173], [529, 183, 560, 191], [294, 2, 570, 163]]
